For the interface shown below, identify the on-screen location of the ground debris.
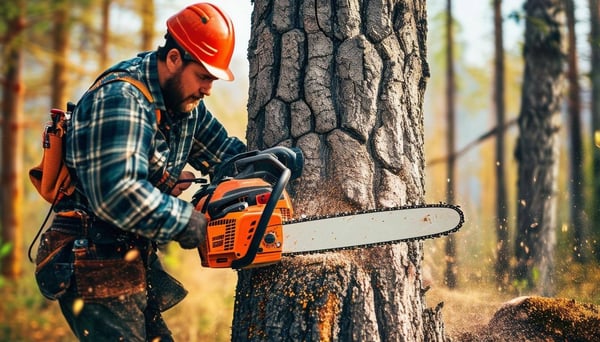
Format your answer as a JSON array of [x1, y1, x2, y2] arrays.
[[455, 296, 600, 341]]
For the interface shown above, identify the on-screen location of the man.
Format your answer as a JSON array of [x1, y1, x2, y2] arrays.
[[36, 3, 245, 341]]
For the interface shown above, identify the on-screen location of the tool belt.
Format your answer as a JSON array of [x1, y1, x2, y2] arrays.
[[34, 211, 187, 309], [52, 211, 149, 248], [35, 211, 148, 300]]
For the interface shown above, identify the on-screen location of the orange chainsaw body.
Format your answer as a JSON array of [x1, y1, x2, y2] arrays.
[[195, 178, 294, 269]]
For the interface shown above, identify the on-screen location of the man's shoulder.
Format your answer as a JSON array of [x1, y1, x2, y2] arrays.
[[105, 52, 153, 79], [85, 52, 157, 101]]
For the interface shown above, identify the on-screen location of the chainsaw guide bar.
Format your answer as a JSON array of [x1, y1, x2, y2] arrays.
[[281, 203, 464, 256]]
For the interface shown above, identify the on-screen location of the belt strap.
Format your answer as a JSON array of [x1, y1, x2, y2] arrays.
[[53, 213, 147, 246]]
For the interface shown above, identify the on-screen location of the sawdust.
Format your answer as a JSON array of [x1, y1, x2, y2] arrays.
[[451, 296, 600, 341]]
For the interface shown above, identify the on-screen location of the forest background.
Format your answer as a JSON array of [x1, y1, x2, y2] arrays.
[[1, 0, 599, 340]]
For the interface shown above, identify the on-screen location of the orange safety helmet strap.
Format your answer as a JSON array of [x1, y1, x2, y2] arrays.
[[167, 3, 235, 81]]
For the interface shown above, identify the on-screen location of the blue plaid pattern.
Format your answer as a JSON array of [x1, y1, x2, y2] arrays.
[[63, 51, 246, 243]]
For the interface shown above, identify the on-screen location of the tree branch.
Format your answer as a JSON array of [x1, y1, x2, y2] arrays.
[[427, 117, 518, 166]]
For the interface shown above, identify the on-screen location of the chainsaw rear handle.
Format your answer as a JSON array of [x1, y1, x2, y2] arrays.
[[192, 146, 302, 209], [230, 153, 291, 269], [212, 146, 303, 183], [263, 146, 303, 180]]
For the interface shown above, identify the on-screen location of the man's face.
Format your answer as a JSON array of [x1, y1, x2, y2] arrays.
[[163, 59, 217, 113]]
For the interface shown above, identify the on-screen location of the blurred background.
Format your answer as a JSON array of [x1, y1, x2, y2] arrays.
[[1, 0, 598, 340]]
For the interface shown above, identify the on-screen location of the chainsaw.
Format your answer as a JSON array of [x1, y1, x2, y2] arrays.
[[190, 147, 464, 269]]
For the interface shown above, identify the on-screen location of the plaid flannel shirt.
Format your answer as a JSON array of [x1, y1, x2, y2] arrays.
[[62, 51, 246, 243]]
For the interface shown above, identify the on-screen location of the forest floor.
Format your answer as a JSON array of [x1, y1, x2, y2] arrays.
[[426, 285, 512, 339], [1, 246, 599, 341]]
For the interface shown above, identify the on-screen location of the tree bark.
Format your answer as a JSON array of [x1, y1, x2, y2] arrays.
[[514, 0, 564, 296], [233, 0, 445, 340], [0, 0, 26, 279]]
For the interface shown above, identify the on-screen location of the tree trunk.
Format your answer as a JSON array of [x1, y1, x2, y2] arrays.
[[232, 0, 445, 340], [588, 0, 600, 260], [51, 0, 72, 109], [565, 0, 587, 263], [514, 0, 564, 296], [493, 0, 510, 289], [139, 0, 155, 51], [443, 0, 458, 290], [99, 0, 111, 71], [0, 0, 26, 279]]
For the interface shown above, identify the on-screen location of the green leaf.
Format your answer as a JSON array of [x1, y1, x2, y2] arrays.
[[0, 243, 12, 258]]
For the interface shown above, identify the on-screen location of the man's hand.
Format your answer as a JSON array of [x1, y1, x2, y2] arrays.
[[174, 210, 207, 249], [171, 171, 195, 197]]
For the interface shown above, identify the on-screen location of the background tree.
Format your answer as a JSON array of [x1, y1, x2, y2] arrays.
[[514, 0, 564, 295], [232, 0, 446, 340], [444, 0, 458, 290], [0, 0, 26, 279], [139, 0, 155, 52], [493, 0, 511, 289], [565, 0, 587, 263], [99, 0, 111, 71], [589, 0, 600, 260], [51, 0, 72, 109]]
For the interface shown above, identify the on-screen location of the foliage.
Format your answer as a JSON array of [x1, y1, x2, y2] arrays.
[[0, 240, 12, 289], [511, 267, 540, 295]]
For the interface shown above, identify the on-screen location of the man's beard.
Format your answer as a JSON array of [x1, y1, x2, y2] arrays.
[[163, 70, 200, 114]]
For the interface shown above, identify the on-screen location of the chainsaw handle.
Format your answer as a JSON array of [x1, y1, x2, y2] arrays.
[[234, 154, 288, 185], [258, 146, 303, 180], [212, 146, 303, 183], [230, 155, 291, 269]]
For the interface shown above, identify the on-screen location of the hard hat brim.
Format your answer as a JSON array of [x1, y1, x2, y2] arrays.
[[201, 61, 234, 81]]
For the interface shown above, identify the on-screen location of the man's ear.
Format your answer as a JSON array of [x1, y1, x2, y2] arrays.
[[166, 48, 183, 72]]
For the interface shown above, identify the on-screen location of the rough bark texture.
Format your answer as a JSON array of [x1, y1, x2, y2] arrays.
[[514, 0, 564, 296], [233, 0, 444, 340]]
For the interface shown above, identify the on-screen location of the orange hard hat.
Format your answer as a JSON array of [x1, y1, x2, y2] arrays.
[[167, 3, 235, 81]]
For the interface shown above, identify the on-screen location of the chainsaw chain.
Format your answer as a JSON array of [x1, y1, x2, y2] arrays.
[[281, 203, 464, 256]]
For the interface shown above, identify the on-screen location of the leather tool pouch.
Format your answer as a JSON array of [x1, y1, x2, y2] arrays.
[[147, 253, 188, 312], [73, 249, 146, 300], [29, 109, 76, 204], [34, 230, 76, 300]]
